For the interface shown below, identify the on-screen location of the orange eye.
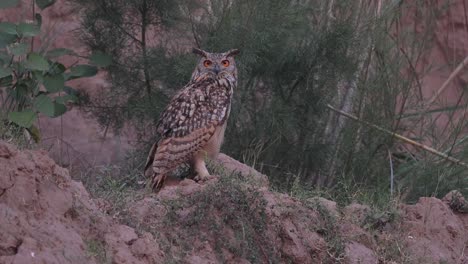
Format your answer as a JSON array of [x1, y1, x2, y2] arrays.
[[203, 60, 212, 67], [221, 60, 230, 67]]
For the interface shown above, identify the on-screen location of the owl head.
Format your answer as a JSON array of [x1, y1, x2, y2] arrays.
[[190, 48, 240, 82]]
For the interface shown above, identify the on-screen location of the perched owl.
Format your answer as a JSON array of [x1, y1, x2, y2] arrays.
[[144, 48, 240, 191]]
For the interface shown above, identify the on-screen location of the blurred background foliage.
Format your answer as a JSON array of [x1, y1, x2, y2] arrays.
[[71, 0, 468, 204]]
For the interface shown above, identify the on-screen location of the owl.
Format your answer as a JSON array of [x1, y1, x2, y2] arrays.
[[144, 48, 240, 191]]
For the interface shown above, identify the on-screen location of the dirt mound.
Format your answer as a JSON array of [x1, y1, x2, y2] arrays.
[[1, 141, 468, 263], [402, 196, 468, 263], [0, 142, 163, 264]]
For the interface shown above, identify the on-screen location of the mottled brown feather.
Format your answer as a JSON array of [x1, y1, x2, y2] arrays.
[[145, 73, 235, 191]]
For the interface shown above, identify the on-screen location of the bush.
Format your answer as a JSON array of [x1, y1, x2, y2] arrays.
[[0, 0, 111, 144], [73, 0, 467, 204]]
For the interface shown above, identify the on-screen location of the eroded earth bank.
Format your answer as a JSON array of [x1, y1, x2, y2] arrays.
[[1, 141, 467, 264]]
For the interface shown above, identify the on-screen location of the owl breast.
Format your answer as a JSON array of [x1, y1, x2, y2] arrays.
[[202, 98, 232, 158], [156, 74, 234, 140]]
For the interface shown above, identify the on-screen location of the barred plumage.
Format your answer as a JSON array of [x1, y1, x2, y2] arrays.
[[144, 48, 240, 191]]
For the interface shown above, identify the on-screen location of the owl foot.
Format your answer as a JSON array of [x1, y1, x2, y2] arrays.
[[194, 174, 216, 182]]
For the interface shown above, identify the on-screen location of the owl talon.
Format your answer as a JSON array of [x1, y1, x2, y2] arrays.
[[194, 174, 207, 182], [194, 174, 216, 182]]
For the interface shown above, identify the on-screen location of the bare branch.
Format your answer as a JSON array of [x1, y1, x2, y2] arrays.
[[327, 104, 468, 169], [428, 55, 468, 105]]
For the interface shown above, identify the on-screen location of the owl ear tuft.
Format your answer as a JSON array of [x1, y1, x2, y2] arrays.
[[226, 49, 240, 57], [192, 48, 207, 57]]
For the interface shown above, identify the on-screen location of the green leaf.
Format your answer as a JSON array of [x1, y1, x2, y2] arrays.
[[0, 67, 12, 78], [33, 94, 67, 117], [0, 75, 13, 87], [32, 71, 44, 83], [26, 53, 49, 71], [8, 84, 29, 100], [0, 32, 16, 48], [53, 102, 67, 117], [17, 23, 40, 37], [66, 64, 97, 80], [46, 48, 74, 58], [49, 62, 66, 75], [0, 22, 17, 35], [43, 74, 65, 93], [63, 86, 79, 96], [8, 110, 37, 128], [0, 0, 19, 9], [36, 0, 56, 10], [33, 94, 55, 117], [90, 51, 112, 67], [8, 42, 29, 56]]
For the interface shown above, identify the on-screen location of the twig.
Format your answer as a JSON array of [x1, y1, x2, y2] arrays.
[[31, 0, 35, 52], [326, 104, 468, 169], [388, 149, 394, 196], [189, 14, 200, 48], [327, 0, 336, 20], [427, 55, 468, 105]]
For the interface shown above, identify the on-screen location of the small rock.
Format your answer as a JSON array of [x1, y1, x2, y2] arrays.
[[443, 190, 468, 213], [0, 143, 17, 159], [344, 241, 378, 264], [343, 203, 371, 224], [114, 225, 138, 244], [312, 197, 340, 218], [130, 232, 165, 262]]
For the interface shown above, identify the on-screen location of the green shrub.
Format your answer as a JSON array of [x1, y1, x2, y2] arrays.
[[73, 0, 466, 204], [0, 0, 111, 143]]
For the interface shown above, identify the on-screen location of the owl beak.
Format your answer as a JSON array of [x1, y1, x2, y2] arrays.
[[213, 65, 220, 75]]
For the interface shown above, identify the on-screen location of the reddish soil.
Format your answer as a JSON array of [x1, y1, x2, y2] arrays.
[[1, 141, 467, 264]]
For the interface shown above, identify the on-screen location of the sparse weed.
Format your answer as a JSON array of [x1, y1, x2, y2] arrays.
[[160, 172, 275, 263], [74, 151, 148, 225], [0, 117, 36, 149], [306, 199, 346, 263], [85, 239, 107, 264]]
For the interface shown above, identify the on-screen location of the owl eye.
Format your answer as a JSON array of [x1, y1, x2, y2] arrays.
[[221, 60, 230, 67], [203, 60, 212, 67]]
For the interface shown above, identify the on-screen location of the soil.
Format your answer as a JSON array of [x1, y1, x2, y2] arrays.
[[1, 141, 467, 264]]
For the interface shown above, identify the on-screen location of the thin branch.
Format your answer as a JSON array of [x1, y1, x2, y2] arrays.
[[140, 0, 152, 99], [31, 0, 35, 52], [427, 55, 468, 105], [387, 148, 394, 196], [189, 13, 201, 48], [327, 104, 468, 169]]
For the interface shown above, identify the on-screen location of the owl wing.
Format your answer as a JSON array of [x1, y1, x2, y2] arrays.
[[144, 77, 231, 175]]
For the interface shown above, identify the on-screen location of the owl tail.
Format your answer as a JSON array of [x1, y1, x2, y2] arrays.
[[143, 142, 158, 176], [144, 142, 165, 192]]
